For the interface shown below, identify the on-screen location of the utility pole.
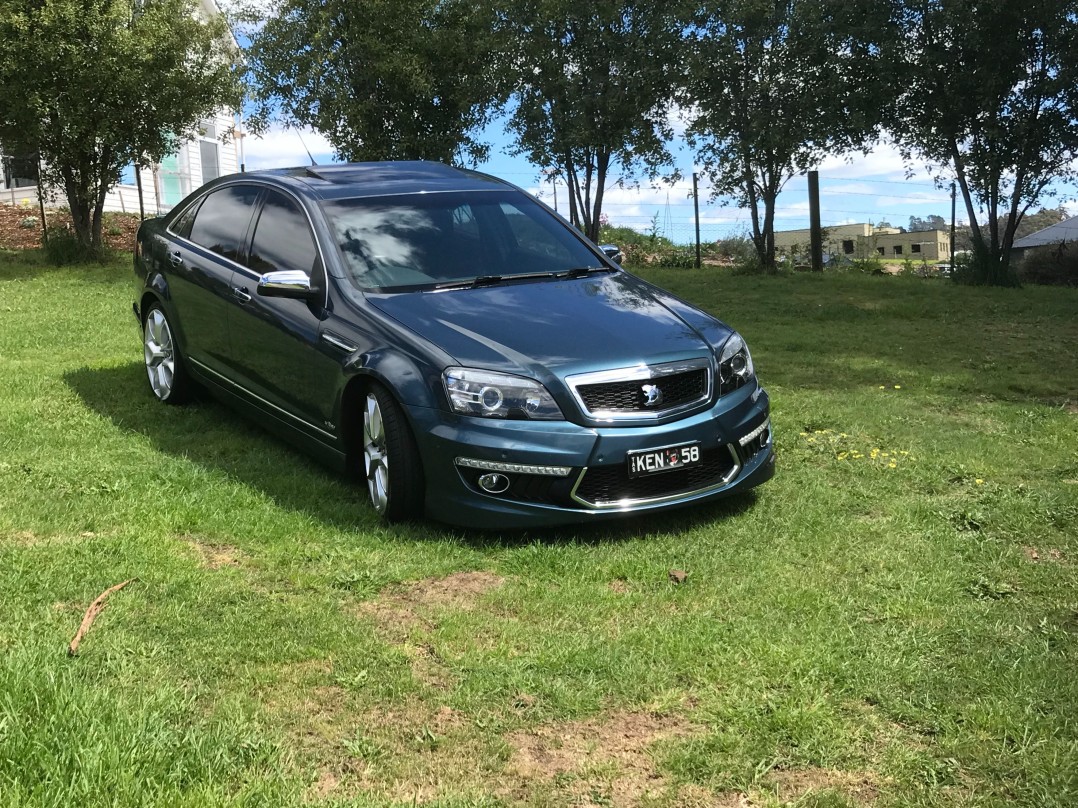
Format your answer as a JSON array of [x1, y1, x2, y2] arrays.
[[808, 170, 823, 272], [550, 171, 558, 213], [692, 172, 701, 269], [949, 181, 956, 276]]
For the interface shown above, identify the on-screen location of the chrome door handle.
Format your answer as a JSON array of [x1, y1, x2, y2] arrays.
[[232, 286, 252, 303], [167, 251, 183, 267]]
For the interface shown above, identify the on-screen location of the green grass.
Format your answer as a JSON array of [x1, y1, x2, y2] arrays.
[[1, 249, 1076, 807]]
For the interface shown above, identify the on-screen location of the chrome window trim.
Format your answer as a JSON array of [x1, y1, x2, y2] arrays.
[[188, 357, 336, 440], [570, 443, 741, 510], [565, 357, 713, 421]]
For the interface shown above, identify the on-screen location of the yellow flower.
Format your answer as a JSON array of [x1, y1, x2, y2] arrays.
[[799, 432, 808, 437], [888, 462, 897, 468], [838, 452, 849, 460], [894, 385, 901, 389], [975, 478, 984, 485], [878, 385, 885, 390]]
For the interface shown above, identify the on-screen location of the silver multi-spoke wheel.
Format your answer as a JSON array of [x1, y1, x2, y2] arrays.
[[144, 308, 176, 400], [359, 385, 424, 521], [363, 392, 390, 513]]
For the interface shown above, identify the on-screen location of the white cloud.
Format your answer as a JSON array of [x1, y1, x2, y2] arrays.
[[239, 124, 337, 171]]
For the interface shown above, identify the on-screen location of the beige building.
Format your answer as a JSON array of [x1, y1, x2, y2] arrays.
[[774, 223, 951, 261]]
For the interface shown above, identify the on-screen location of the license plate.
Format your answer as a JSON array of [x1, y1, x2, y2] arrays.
[[627, 442, 702, 478]]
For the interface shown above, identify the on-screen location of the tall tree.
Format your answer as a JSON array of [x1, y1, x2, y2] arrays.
[[893, 0, 1078, 286], [246, 0, 501, 165], [498, 0, 680, 243], [1015, 205, 1071, 240], [683, 0, 889, 270], [909, 214, 947, 232], [0, 0, 241, 254]]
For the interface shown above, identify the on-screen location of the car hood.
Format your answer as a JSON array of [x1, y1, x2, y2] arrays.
[[365, 272, 733, 380]]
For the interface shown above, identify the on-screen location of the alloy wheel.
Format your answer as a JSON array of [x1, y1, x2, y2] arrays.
[[144, 308, 176, 400], [363, 392, 390, 513]]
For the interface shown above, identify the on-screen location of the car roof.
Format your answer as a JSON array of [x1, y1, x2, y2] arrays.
[[241, 161, 515, 201]]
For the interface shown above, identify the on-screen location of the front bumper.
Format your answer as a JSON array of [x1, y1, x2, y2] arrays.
[[408, 382, 774, 529]]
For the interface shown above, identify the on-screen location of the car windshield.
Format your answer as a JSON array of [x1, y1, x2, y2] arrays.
[[321, 190, 606, 292]]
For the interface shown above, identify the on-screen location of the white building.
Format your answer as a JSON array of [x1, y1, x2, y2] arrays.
[[0, 0, 239, 215]]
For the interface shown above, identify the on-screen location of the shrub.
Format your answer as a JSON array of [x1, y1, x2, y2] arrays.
[[42, 226, 101, 265], [19, 216, 38, 229], [1019, 244, 1078, 287]]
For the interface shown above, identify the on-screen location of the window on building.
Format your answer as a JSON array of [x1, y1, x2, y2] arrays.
[[911, 243, 921, 253], [842, 239, 854, 255], [876, 246, 885, 256], [119, 164, 137, 186], [893, 245, 903, 255], [200, 140, 220, 183]]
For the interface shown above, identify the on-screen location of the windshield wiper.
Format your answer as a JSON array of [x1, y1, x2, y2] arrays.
[[558, 265, 616, 279], [433, 271, 557, 291]]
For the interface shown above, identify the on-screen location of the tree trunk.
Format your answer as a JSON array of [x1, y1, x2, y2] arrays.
[[588, 152, 609, 243]]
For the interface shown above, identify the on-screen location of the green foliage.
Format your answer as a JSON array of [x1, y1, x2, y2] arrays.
[[0, 0, 242, 254], [892, 0, 1078, 286], [42, 227, 98, 265], [499, 0, 681, 242], [1015, 206, 1071, 240], [683, 0, 888, 270], [246, 0, 500, 165], [713, 234, 757, 263], [909, 214, 947, 232], [597, 224, 656, 249], [1019, 244, 1078, 287]]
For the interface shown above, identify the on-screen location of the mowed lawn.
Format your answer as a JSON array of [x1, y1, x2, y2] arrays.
[[1, 250, 1076, 808]]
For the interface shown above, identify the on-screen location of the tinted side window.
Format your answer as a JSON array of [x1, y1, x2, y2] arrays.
[[248, 191, 319, 275], [188, 185, 261, 262], [171, 198, 203, 239]]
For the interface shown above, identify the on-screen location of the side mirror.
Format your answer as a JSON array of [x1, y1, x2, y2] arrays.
[[598, 244, 623, 264], [257, 270, 316, 299]]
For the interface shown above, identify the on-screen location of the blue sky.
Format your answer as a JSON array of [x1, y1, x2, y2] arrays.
[[239, 113, 1071, 245]]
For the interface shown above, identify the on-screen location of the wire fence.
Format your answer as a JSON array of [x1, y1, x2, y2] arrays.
[[499, 170, 1075, 248]]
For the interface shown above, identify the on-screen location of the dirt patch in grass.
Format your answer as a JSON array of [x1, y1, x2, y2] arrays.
[[177, 534, 244, 570], [352, 571, 506, 686], [1023, 546, 1065, 563], [503, 709, 707, 806], [766, 767, 881, 804], [355, 570, 506, 630]]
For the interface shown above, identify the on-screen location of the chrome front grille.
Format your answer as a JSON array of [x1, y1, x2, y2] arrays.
[[567, 359, 712, 419]]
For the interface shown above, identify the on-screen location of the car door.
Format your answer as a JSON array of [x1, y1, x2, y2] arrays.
[[226, 189, 341, 439], [168, 184, 260, 376]]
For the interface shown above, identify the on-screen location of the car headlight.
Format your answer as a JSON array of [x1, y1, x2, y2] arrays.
[[717, 333, 754, 395], [443, 368, 563, 420]]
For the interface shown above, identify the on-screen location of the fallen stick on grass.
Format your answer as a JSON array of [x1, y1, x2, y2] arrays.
[[67, 578, 137, 657]]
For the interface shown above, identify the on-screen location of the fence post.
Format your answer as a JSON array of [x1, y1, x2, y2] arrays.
[[692, 172, 701, 269]]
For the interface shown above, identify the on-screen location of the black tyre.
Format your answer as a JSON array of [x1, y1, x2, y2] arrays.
[[362, 383, 425, 521], [143, 303, 193, 404]]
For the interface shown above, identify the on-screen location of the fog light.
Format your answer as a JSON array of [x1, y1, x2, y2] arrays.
[[477, 473, 510, 494]]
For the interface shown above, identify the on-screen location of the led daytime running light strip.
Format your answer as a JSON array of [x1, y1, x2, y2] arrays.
[[455, 457, 572, 477], [738, 418, 771, 447]]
